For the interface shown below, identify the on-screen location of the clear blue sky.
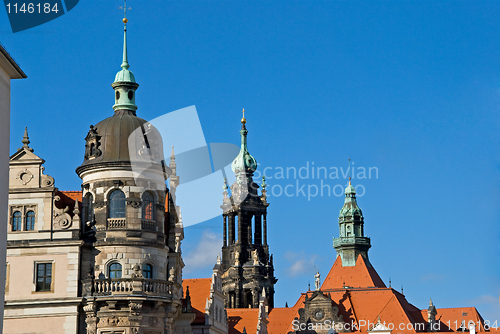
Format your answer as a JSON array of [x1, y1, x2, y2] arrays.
[[1, 0, 499, 322]]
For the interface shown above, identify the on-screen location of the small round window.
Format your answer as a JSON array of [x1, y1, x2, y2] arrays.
[[128, 90, 134, 100], [115, 91, 120, 100]]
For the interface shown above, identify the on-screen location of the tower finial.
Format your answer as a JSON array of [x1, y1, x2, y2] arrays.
[[22, 127, 30, 148], [241, 108, 246, 125], [348, 158, 351, 185], [119, 0, 130, 70]]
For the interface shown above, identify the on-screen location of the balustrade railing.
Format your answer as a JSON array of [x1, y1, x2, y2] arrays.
[[107, 218, 127, 229], [141, 219, 157, 232], [92, 278, 172, 297]]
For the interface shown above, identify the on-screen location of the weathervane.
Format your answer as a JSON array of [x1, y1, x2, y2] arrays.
[[119, 0, 131, 27], [241, 108, 246, 125], [348, 158, 351, 185]]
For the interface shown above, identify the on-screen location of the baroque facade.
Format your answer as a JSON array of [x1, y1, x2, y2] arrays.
[[2, 17, 492, 334]]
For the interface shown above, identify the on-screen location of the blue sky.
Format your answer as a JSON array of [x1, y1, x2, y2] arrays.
[[1, 0, 499, 322]]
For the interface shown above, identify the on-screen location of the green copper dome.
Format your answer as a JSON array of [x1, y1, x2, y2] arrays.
[[339, 182, 363, 218], [114, 68, 136, 83], [231, 123, 257, 175]]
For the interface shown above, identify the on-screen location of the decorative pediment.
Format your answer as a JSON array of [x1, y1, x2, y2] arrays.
[[9, 134, 55, 189], [9, 147, 44, 163]]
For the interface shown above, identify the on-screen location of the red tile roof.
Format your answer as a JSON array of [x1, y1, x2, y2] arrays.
[[183, 278, 212, 324], [60, 190, 82, 202], [420, 307, 486, 332], [268, 294, 305, 334], [321, 255, 386, 289], [227, 308, 259, 334]]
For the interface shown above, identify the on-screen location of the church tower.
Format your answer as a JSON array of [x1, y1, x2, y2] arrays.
[[221, 112, 277, 309], [333, 180, 371, 266], [76, 11, 193, 334]]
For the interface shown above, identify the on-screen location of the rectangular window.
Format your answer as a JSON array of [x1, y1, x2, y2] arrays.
[[36, 263, 52, 292]]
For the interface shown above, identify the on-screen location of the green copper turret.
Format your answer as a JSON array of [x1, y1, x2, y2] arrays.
[[333, 180, 371, 267], [112, 16, 139, 113]]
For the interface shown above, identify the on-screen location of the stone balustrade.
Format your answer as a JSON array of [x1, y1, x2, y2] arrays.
[[141, 219, 157, 231], [106, 218, 127, 229], [92, 277, 172, 297]]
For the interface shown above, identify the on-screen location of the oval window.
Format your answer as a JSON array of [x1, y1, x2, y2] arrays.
[[128, 90, 134, 100], [115, 91, 120, 100]]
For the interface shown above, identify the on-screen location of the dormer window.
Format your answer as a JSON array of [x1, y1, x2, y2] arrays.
[[84, 125, 101, 160]]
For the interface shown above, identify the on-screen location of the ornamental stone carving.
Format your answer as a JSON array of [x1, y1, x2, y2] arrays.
[[126, 198, 142, 208], [17, 168, 33, 185], [94, 200, 105, 209], [129, 301, 143, 316]]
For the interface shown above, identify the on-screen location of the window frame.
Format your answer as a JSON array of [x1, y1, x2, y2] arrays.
[[141, 191, 155, 220], [142, 263, 153, 279], [108, 262, 122, 279], [25, 210, 35, 231], [33, 261, 54, 293], [108, 189, 126, 219], [12, 211, 22, 231]]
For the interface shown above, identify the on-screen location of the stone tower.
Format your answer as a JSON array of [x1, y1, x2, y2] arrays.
[[333, 180, 371, 266], [76, 14, 193, 334], [221, 112, 277, 309]]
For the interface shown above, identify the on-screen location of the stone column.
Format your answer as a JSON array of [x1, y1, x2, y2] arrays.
[[247, 214, 252, 244], [228, 214, 235, 244], [263, 213, 267, 245], [237, 213, 243, 244], [223, 214, 227, 247]]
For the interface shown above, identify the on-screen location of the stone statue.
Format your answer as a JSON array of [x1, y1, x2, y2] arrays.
[[168, 267, 175, 282], [252, 249, 259, 266], [234, 251, 240, 266], [314, 271, 320, 291]]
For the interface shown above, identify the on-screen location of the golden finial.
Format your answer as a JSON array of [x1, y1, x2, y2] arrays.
[[241, 108, 247, 124], [120, 0, 129, 25]]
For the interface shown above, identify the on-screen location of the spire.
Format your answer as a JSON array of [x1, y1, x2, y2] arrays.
[[333, 167, 371, 267], [121, 1, 129, 71], [112, 0, 139, 113], [21, 127, 33, 152], [231, 109, 257, 175]]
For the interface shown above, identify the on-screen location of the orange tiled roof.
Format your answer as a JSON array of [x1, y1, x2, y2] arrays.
[[321, 255, 386, 289], [183, 278, 212, 324], [55, 191, 82, 214], [227, 308, 259, 334], [60, 190, 82, 202], [420, 307, 486, 331], [268, 294, 306, 334]]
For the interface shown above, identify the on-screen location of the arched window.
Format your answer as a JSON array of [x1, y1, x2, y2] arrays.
[[12, 212, 21, 231], [26, 211, 35, 230], [142, 263, 153, 278], [109, 190, 126, 218], [142, 192, 154, 220], [109, 263, 122, 278], [90, 143, 96, 156], [83, 193, 94, 223]]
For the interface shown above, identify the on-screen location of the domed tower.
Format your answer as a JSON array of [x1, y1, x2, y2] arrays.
[[76, 12, 193, 334], [221, 111, 277, 309], [333, 179, 371, 266]]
